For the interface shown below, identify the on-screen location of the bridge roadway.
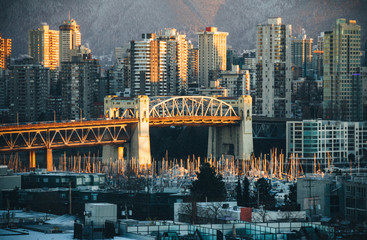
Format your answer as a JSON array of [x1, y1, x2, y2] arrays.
[[0, 116, 242, 152]]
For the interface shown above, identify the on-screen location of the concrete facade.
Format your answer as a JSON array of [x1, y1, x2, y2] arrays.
[[103, 95, 151, 166], [344, 176, 367, 221], [85, 203, 117, 226], [128, 95, 151, 166]]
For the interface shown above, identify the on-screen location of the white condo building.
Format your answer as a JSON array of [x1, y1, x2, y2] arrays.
[[130, 33, 167, 96], [286, 120, 367, 166], [157, 28, 188, 95]]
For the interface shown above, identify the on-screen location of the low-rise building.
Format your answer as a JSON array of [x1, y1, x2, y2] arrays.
[[20, 171, 106, 189], [297, 176, 344, 221], [0, 165, 21, 191], [344, 175, 367, 221]]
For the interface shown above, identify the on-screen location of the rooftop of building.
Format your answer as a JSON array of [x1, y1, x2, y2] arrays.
[[18, 170, 105, 177]]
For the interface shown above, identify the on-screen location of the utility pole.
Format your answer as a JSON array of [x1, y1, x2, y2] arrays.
[[304, 178, 315, 222], [79, 108, 83, 122], [69, 181, 72, 215], [125, 203, 128, 220]]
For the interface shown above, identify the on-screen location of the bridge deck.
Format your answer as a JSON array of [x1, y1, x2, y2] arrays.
[[149, 116, 241, 127], [0, 119, 139, 133]]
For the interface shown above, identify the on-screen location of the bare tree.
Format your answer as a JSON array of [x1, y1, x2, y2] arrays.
[[279, 211, 299, 222], [252, 206, 268, 222], [205, 202, 225, 223]]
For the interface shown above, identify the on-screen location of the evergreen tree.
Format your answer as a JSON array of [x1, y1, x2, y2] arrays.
[[288, 183, 297, 205], [255, 178, 275, 210], [235, 176, 243, 206], [191, 163, 226, 202], [242, 176, 250, 207]]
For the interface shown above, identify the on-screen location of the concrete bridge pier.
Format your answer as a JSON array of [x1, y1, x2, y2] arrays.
[[130, 95, 151, 167], [46, 148, 53, 172], [102, 95, 151, 167], [29, 151, 36, 169], [207, 95, 253, 160], [102, 145, 125, 164]]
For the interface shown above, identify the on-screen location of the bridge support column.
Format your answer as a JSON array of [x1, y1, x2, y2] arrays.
[[130, 95, 151, 167], [47, 148, 53, 172], [102, 145, 125, 163], [207, 95, 253, 160], [118, 147, 124, 160], [29, 151, 36, 169]]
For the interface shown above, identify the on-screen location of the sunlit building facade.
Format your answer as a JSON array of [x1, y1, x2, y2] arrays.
[[197, 27, 228, 88], [59, 19, 81, 63], [130, 33, 167, 96], [28, 24, 60, 69], [0, 33, 11, 70], [157, 28, 188, 95]]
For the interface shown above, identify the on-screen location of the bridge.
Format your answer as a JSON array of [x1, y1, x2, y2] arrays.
[[0, 95, 253, 171]]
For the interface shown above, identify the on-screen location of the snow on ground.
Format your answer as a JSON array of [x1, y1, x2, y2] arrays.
[[0, 228, 135, 240], [0, 229, 73, 240]]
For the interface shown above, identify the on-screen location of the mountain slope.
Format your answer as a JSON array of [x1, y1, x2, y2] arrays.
[[0, 0, 366, 61]]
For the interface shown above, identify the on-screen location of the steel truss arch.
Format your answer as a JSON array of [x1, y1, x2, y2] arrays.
[[149, 96, 237, 118]]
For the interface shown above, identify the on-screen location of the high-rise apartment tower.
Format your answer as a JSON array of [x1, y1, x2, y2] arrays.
[[130, 33, 167, 96], [197, 27, 228, 88], [255, 17, 292, 118], [59, 19, 81, 63], [0, 33, 11, 70], [28, 24, 60, 69], [157, 28, 188, 95], [323, 19, 362, 121]]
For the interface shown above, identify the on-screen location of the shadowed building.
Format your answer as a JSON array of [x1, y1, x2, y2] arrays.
[[8, 58, 50, 122], [60, 56, 100, 120], [255, 17, 292, 118], [291, 30, 313, 79], [323, 19, 362, 121]]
